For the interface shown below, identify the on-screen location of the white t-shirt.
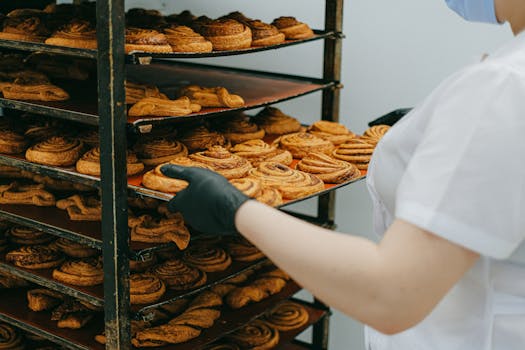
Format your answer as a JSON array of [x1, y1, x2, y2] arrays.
[[365, 31, 525, 350]]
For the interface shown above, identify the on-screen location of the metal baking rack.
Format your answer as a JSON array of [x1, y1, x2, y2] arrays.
[[0, 0, 343, 349]]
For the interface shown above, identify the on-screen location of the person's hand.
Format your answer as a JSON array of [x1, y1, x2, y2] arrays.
[[160, 164, 250, 235]]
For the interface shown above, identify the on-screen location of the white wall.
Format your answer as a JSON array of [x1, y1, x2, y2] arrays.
[[125, 1, 511, 349]]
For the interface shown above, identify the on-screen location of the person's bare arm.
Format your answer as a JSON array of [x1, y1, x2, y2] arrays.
[[235, 200, 479, 334]]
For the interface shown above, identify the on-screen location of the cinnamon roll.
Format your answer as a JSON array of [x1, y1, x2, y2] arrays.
[[130, 273, 166, 304], [134, 138, 188, 166], [125, 81, 167, 105], [183, 244, 232, 272], [230, 139, 293, 167], [26, 137, 83, 167], [52, 257, 103, 286], [6, 245, 64, 269], [189, 146, 252, 179], [0, 9, 50, 43], [229, 178, 263, 198], [296, 152, 361, 184], [216, 113, 265, 144], [198, 19, 252, 51], [227, 320, 279, 349], [272, 16, 314, 39], [256, 187, 284, 207], [56, 195, 101, 221], [7, 226, 54, 245], [45, 20, 97, 49], [276, 132, 334, 159], [76, 147, 144, 176], [247, 20, 286, 46], [249, 162, 324, 199], [125, 27, 173, 54], [179, 85, 245, 108], [253, 107, 302, 135], [0, 182, 56, 206], [0, 323, 25, 350], [178, 125, 227, 152], [265, 301, 309, 331], [332, 139, 375, 170], [2, 77, 69, 102], [307, 120, 357, 145], [51, 237, 98, 258], [164, 25, 213, 53], [0, 129, 27, 154], [142, 157, 206, 193], [151, 259, 207, 291], [129, 213, 190, 250], [226, 236, 265, 262], [128, 97, 201, 117], [362, 124, 390, 145]]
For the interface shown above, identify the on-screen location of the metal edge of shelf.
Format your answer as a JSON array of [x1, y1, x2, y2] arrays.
[[0, 39, 97, 59]]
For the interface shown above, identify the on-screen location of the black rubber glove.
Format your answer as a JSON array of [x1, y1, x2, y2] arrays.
[[160, 164, 250, 235]]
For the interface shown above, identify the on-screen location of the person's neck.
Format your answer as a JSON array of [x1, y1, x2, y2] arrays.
[[495, 0, 525, 35]]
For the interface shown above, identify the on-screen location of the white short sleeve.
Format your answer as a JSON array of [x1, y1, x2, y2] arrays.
[[395, 64, 525, 259]]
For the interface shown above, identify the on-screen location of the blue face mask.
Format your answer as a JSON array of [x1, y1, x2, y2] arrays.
[[445, 0, 499, 24]]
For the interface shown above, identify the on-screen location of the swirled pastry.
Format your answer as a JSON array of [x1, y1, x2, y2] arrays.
[[216, 113, 265, 144], [151, 259, 207, 291], [226, 236, 265, 262], [52, 257, 103, 286], [296, 152, 361, 184], [362, 124, 390, 145], [51, 237, 98, 258], [0, 9, 50, 42], [130, 253, 157, 273], [76, 147, 144, 176], [2, 77, 69, 102], [249, 162, 324, 199], [129, 213, 190, 250], [198, 19, 252, 51], [142, 157, 207, 193], [130, 273, 166, 304], [183, 244, 232, 272], [164, 25, 213, 53], [56, 195, 101, 221], [134, 138, 188, 166], [332, 139, 375, 170], [128, 96, 201, 117], [230, 139, 292, 167], [0, 182, 56, 206], [178, 125, 227, 152], [265, 301, 309, 331], [45, 20, 97, 49], [126, 81, 167, 105], [179, 85, 245, 108], [229, 178, 283, 207], [272, 16, 314, 40], [227, 320, 279, 349], [247, 20, 285, 46], [307, 120, 357, 145], [253, 107, 302, 135], [256, 188, 284, 207], [76, 129, 99, 148], [26, 136, 83, 166], [275, 132, 334, 159], [189, 146, 252, 179], [125, 28, 173, 54], [27, 288, 65, 312], [0, 129, 27, 154], [0, 323, 25, 350], [6, 245, 64, 269], [7, 226, 54, 245]]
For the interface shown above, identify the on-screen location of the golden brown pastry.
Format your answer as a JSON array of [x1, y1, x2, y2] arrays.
[[7, 226, 54, 245], [76, 147, 144, 176], [23, 119, 63, 142], [125, 81, 167, 105], [265, 301, 309, 331], [151, 259, 207, 291], [0, 9, 50, 42], [179, 85, 245, 108], [129, 214, 191, 250], [275, 132, 334, 159], [130, 273, 166, 305], [50, 237, 98, 258], [132, 324, 200, 347], [332, 139, 375, 170], [217, 113, 265, 144], [307, 120, 357, 145], [198, 19, 252, 51], [361, 124, 391, 145], [52, 257, 103, 286], [128, 96, 201, 117], [51, 299, 94, 329], [27, 288, 65, 312], [256, 188, 284, 207], [230, 139, 292, 167], [178, 125, 227, 152], [253, 107, 302, 135], [164, 25, 213, 53], [6, 245, 64, 269], [0, 323, 25, 350], [0, 129, 28, 154], [95, 320, 150, 345], [227, 320, 279, 349], [130, 253, 157, 273], [0, 182, 56, 206], [2, 77, 69, 102], [125, 27, 173, 54], [272, 16, 314, 39], [248, 162, 324, 200], [229, 178, 284, 207], [183, 244, 232, 272], [56, 195, 101, 221], [189, 146, 252, 179], [247, 20, 285, 46], [296, 152, 361, 184], [45, 20, 97, 49], [226, 236, 265, 262], [141, 157, 208, 193], [26, 137, 83, 167], [134, 138, 188, 166]]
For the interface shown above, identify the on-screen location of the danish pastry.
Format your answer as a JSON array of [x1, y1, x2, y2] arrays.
[[198, 19, 252, 51], [230, 139, 292, 167], [129, 213, 190, 250], [189, 146, 252, 179], [26, 137, 83, 167], [332, 139, 375, 170], [51, 237, 98, 258], [128, 96, 201, 117], [216, 113, 265, 144], [361, 124, 390, 145], [275, 132, 334, 159], [230, 178, 263, 198], [125, 28, 173, 54], [45, 20, 97, 49], [2, 77, 69, 102], [307, 120, 356, 145], [265, 301, 309, 331], [256, 188, 284, 207], [183, 244, 232, 272], [296, 152, 361, 184], [0, 182, 56, 206], [52, 257, 103, 286], [164, 25, 213, 53], [272, 16, 314, 39], [0, 129, 28, 154], [151, 259, 207, 291], [247, 20, 286, 46], [130, 273, 166, 305], [227, 320, 279, 349], [51, 299, 95, 329], [142, 157, 206, 193], [179, 85, 245, 108], [6, 245, 64, 269], [134, 138, 188, 166], [126, 81, 167, 105], [7, 226, 54, 245], [178, 125, 227, 152], [76, 147, 144, 176], [253, 107, 302, 135], [56, 195, 101, 221], [0, 9, 50, 42], [27, 288, 65, 312]]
